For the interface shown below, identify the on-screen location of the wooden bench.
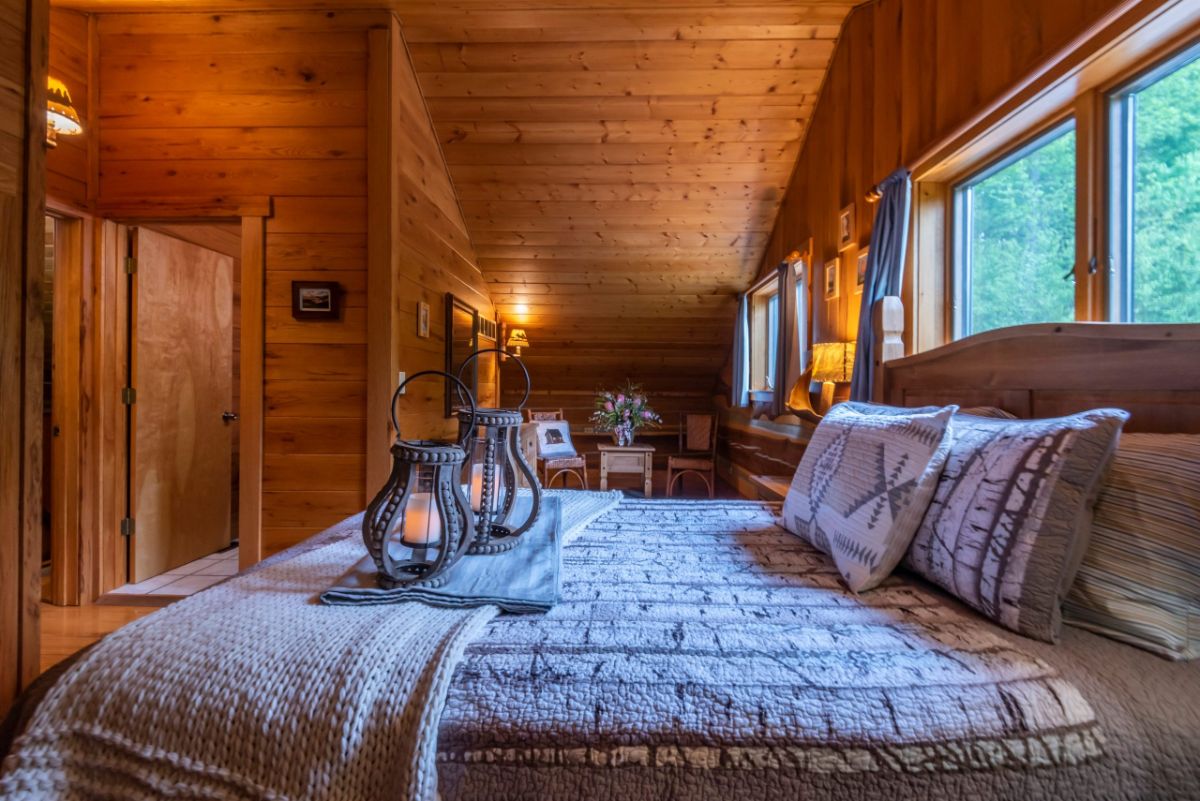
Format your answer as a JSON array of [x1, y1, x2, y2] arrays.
[[747, 474, 791, 502]]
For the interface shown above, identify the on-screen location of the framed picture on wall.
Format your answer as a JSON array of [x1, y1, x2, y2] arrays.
[[837, 204, 856, 252], [417, 301, 431, 338], [291, 280, 341, 321], [824, 259, 840, 300], [855, 248, 869, 294]]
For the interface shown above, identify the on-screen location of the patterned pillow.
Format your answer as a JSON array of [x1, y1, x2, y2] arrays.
[[904, 409, 1130, 642], [534, 421, 577, 459], [1064, 434, 1200, 660], [782, 402, 958, 592]]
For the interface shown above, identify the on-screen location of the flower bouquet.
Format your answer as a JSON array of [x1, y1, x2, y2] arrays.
[[591, 382, 662, 447]]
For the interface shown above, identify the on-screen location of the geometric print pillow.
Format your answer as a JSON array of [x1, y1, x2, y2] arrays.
[[782, 402, 958, 593], [904, 408, 1130, 643]]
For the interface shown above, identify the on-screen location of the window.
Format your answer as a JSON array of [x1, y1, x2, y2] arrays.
[[748, 280, 780, 393], [953, 123, 1077, 337], [1109, 43, 1200, 322]]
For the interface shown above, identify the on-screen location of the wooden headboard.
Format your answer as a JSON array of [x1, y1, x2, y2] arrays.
[[879, 323, 1200, 433]]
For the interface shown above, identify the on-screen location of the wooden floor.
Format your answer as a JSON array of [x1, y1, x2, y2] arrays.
[[38, 475, 743, 675], [39, 601, 156, 673]]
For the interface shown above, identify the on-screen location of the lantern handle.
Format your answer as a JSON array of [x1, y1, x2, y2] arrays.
[[454, 348, 531, 410], [391, 370, 477, 449]]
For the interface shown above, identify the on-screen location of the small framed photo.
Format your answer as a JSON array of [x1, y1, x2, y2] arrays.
[[855, 248, 869, 294], [837, 204, 856, 252], [417, 301, 431, 338], [824, 258, 840, 300], [291, 281, 340, 321]]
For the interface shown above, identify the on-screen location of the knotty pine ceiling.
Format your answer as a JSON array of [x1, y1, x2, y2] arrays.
[[403, 1, 861, 398], [53, 0, 862, 401]]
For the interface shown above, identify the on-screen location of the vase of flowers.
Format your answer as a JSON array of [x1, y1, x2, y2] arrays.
[[591, 382, 661, 446]]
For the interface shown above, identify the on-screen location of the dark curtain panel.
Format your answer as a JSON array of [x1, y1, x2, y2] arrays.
[[772, 261, 799, 417], [850, 169, 912, 402], [731, 294, 749, 407]]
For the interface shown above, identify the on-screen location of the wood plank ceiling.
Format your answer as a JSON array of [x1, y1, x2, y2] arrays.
[[401, 1, 861, 404], [49, 0, 862, 409]]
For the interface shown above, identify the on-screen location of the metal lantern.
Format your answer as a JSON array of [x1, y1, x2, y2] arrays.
[[362, 371, 478, 588], [454, 349, 541, 555]]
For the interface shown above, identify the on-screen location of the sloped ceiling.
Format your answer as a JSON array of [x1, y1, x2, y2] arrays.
[[403, 1, 862, 400], [50, 0, 863, 405]]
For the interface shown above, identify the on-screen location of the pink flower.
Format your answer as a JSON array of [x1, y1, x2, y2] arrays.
[[616, 394, 626, 404], [604, 401, 613, 411], [641, 410, 652, 419]]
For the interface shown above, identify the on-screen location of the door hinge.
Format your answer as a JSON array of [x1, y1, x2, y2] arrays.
[[124, 257, 137, 275], [122, 386, 136, 405], [120, 518, 135, 538]]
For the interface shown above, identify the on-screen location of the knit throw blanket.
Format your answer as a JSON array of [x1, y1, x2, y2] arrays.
[[0, 489, 621, 800]]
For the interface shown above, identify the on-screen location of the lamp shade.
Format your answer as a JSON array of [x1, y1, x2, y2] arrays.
[[47, 77, 83, 138], [506, 328, 530, 350], [811, 341, 856, 384]]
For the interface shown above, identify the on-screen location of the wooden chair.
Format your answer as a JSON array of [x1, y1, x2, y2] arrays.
[[525, 409, 589, 490], [666, 414, 717, 498]]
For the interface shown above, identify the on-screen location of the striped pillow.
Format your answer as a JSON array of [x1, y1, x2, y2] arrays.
[[1064, 434, 1200, 660]]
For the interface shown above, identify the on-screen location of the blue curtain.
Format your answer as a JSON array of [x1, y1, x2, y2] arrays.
[[850, 169, 912, 402], [772, 260, 799, 416], [731, 294, 749, 407]]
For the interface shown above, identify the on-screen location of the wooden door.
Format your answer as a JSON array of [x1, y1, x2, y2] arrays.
[[130, 228, 234, 582]]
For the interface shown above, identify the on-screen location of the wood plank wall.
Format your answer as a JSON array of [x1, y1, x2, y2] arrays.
[[91, 10, 494, 557], [396, 2, 860, 425], [369, 16, 495, 495], [47, 7, 91, 210], [1, 0, 47, 717], [756, 0, 1130, 348], [717, 0, 1133, 490]]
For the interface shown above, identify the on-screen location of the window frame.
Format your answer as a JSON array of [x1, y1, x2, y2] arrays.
[[747, 276, 780, 393], [1106, 38, 1200, 322], [910, 9, 1200, 351], [951, 119, 1078, 339]]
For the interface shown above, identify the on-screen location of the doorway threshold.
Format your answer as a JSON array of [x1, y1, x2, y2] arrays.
[[98, 548, 239, 607]]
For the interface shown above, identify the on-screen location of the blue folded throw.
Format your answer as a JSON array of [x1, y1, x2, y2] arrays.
[[320, 496, 561, 614]]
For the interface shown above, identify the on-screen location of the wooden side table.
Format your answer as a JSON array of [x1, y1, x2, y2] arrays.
[[597, 443, 655, 498]]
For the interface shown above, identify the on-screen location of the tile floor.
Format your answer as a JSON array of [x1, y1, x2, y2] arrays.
[[108, 547, 239, 598]]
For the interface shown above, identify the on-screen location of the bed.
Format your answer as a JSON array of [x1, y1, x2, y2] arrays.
[[3, 323, 1199, 801]]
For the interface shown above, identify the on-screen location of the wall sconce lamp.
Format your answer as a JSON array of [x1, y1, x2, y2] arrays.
[[811, 341, 856, 414], [505, 328, 530, 357], [46, 76, 83, 148]]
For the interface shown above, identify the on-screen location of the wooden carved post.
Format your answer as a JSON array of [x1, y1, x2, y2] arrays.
[[872, 296, 905, 403]]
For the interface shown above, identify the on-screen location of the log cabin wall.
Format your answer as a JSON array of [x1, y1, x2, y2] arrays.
[[720, 0, 1133, 490], [1, 0, 47, 717], [87, 10, 493, 557], [758, 0, 1131, 347]]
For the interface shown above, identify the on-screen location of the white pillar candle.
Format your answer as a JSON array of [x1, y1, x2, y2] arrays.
[[401, 492, 441, 546], [469, 463, 502, 514]]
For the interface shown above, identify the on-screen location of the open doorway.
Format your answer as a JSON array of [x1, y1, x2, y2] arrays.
[[105, 223, 242, 601]]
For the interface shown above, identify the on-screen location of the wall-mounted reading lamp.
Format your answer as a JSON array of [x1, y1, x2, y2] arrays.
[[505, 328, 530, 357], [46, 76, 83, 148]]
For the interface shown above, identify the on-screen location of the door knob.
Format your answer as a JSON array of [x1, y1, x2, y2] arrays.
[[222, 411, 239, 423]]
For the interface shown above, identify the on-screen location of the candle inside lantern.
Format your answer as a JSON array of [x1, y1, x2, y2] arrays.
[[469, 463, 502, 513], [400, 492, 441, 546]]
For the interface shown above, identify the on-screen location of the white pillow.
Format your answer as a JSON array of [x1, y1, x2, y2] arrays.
[[535, 421, 577, 459], [781, 402, 958, 592]]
